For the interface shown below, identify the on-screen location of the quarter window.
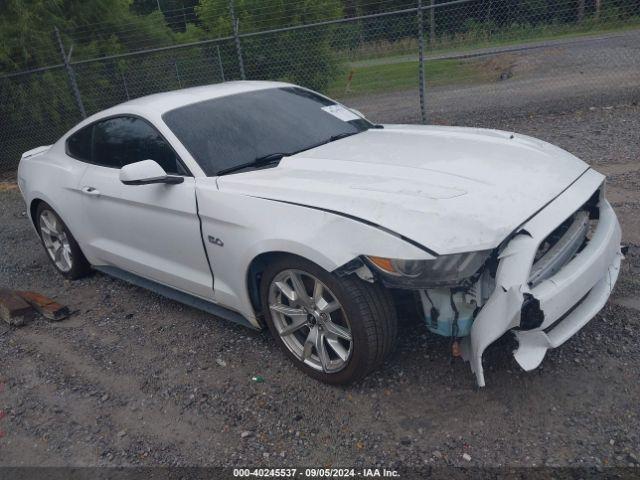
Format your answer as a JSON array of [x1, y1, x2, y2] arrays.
[[91, 116, 185, 175], [66, 124, 93, 161]]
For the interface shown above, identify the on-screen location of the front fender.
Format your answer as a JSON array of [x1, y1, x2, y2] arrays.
[[195, 180, 434, 325]]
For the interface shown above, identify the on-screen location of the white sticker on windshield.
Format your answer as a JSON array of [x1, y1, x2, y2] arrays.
[[321, 104, 361, 122]]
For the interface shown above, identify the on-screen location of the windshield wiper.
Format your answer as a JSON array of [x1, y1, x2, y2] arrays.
[[329, 131, 359, 142], [215, 131, 364, 176], [216, 152, 290, 176]]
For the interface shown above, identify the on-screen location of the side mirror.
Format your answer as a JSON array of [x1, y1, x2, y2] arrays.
[[120, 160, 184, 185]]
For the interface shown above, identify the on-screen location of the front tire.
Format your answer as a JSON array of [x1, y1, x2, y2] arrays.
[[36, 202, 91, 280], [260, 255, 397, 384]]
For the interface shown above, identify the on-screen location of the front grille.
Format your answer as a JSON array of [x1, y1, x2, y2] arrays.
[[528, 189, 600, 287]]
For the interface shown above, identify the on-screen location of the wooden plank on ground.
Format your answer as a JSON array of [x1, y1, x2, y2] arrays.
[[0, 289, 32, 326], [16, 291, 69, 322]]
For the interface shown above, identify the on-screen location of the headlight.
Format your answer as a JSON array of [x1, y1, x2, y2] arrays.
[[366, 251, 491, 288]]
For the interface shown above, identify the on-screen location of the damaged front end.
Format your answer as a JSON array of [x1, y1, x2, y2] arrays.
[[465, 175, 622, 386], [364, 252, 497, 340], [351, 170, 622, 387]]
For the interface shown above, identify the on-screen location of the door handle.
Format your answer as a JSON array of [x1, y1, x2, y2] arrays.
[[81, 186, 100, 196]]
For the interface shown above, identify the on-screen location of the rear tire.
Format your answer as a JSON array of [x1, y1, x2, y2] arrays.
[[260, 255, 397, 385], [36, 202, 91, 280]]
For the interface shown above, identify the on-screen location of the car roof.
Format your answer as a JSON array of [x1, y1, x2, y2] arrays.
[[88, 80, 291, 121]]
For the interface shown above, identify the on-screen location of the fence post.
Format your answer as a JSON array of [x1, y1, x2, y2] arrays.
[[577, 0, 585, 22], [228, 0, 246, 80], [174, 60, 182, 88], [216, 45, 226, 82], [429, 0, 435, 45], [121, 70, 130, 101], [417, 0, 427, 124], [55, 27, 86, 119]]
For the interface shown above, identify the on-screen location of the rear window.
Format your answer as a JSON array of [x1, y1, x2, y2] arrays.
[[66, 125, 93, 161]]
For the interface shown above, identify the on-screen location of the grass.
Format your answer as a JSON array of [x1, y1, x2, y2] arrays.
[[327, 57, 491, 98], [343, 17, 640, 64], [325, 16, 640, 98]]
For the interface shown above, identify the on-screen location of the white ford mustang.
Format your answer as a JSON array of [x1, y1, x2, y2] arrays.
[[18, 81, 622, 386]]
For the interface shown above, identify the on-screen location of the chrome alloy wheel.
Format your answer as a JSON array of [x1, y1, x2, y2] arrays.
[[39, 210, 73, 272], [268, 269, 353, 373]]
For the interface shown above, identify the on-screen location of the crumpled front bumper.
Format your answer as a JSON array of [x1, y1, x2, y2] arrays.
[[462, 169, 622, 387]]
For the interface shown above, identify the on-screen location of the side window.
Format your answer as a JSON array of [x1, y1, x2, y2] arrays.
[[66, 125, 93, 161], [92, 116, 186, 175]]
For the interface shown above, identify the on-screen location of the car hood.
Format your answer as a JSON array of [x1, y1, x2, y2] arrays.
[[217, 125, 590, 254]]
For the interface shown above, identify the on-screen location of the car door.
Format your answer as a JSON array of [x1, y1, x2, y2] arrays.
[[78, 115, 214, 300]]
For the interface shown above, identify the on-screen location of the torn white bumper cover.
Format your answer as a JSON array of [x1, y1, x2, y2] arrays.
[[462, 169, 622, 387]]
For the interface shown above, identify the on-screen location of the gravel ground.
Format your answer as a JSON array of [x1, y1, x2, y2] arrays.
[[0, 103, 639, 470]]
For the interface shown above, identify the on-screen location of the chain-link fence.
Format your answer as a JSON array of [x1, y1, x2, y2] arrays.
[[1, 0, 639, 175]]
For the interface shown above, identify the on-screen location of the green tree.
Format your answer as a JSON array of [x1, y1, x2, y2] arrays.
[[0, 0, 176, 171], [0, 0, 64, 71], [195, 0, 343, 91], [0, 0, 179, 72]]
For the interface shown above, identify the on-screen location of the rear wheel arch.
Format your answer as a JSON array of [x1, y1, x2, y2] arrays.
[[29, 198, 44, 229], [30, 197, 69, 233], [30, 197, 81, 244], [32, 201, 91, 279]]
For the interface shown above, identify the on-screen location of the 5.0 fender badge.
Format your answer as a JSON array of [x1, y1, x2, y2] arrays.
[[208, 235, 224, 247]]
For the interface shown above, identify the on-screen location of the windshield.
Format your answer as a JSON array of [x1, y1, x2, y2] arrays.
[[162, 87, 373, 176]]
